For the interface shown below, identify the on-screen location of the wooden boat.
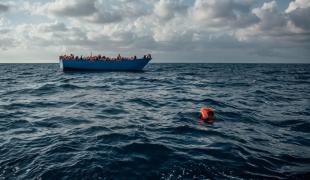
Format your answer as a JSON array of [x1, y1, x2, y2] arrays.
[[59, 56, 151, 71]]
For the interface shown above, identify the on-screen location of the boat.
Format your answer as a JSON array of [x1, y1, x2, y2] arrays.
[[59, 55, 152, 71]]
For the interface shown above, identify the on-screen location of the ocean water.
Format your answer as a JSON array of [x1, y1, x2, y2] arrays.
[[0, 63, 309, 179]]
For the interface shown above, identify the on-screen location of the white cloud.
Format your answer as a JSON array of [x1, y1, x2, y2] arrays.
[[286, 0, 310, 13], [285, 0, 310, 32], [252, 1, 286, 31], [25, 0, 153, 24], [154, 0, 190, 20], [191, 0, 258, 28]]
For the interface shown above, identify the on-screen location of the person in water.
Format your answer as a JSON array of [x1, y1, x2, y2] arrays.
[[199, 107, 215, 124]]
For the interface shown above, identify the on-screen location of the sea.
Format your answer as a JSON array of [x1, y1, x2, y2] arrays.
[[0, 63, 309, 179]]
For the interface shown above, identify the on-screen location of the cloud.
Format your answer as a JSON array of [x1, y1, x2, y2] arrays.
[[85, 10, 123, 24], [286, 0, 310, 13], [235, 1, 291, 41], [26, 0, 153, 24], [44, 0, 97, 17], [154, 0, 190, 20], [0, 3, 9, 13], [0, 38, 16, 50], [0, 16, 15, 50], [14, 22, 91, 48], [191, 0, 259, 28], [1, 0, 310, 63], [38, 21, 68, 32], [288, 7, 310, 31], [252, 1, 286, 31], [285, 0, 310, 32]]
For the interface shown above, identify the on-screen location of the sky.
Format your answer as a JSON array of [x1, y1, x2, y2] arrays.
[[0, 0, 309, 63]]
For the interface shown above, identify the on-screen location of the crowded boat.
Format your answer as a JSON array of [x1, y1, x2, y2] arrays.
[[59, 53, 152, 61]]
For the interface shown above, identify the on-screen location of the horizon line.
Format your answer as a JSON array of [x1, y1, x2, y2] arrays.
[[1, 62, 310, 64]]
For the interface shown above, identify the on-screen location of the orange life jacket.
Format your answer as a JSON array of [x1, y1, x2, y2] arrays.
[[200, 107, 214, 120]]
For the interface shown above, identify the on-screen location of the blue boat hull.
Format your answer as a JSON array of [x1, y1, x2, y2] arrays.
[[60, 59, 151, 71]]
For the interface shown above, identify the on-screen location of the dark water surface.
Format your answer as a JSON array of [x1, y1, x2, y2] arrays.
[[0, 63, 309, 179]]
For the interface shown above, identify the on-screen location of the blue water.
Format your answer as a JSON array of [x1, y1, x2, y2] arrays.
[[0, 63, 309, 179]]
